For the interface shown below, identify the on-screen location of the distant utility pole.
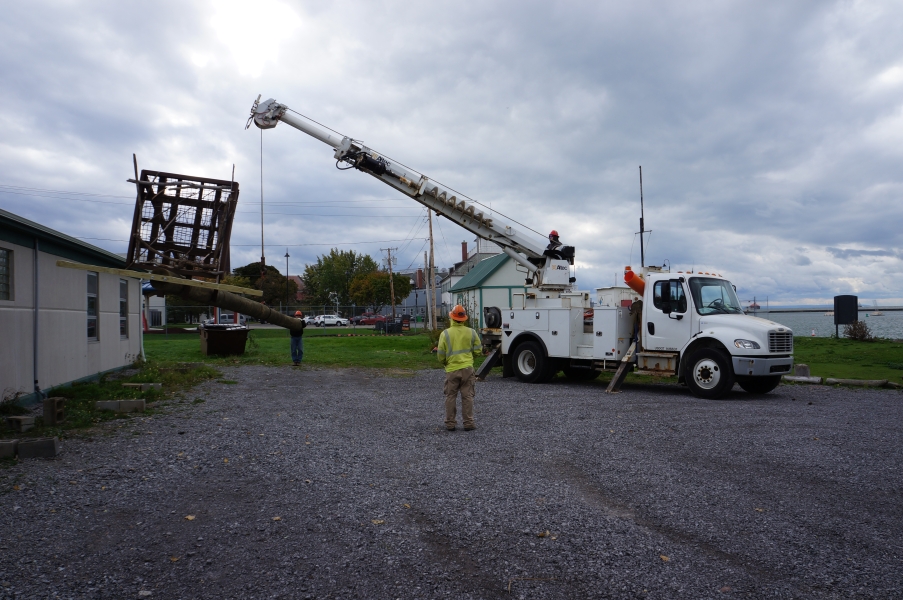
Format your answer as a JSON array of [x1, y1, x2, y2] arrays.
[[428, 209, 437, 330], [381, 247, 398, 319]]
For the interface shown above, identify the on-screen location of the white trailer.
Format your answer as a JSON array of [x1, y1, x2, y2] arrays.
[[248, 97, 793, 399]]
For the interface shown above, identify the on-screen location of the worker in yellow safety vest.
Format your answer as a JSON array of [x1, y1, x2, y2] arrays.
[[437, 304, 483, 431]]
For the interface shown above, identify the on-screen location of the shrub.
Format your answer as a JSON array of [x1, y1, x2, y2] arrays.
[[843, 320, 873, 341]]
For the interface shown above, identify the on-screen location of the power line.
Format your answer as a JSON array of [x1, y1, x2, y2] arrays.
[[278, 111, 546, 239], [74, 237, 426, 246], [0, 186, 418, 212]]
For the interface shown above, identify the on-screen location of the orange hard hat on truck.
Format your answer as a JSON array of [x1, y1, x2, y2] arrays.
[[449, 305, 468, 322]]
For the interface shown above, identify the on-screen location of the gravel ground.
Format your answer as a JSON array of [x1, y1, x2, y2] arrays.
[[2, 367, 902, 599]]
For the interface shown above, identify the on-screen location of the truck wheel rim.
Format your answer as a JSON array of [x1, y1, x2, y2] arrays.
[[693, 358, 721, 389], [517, 350, 536, 375]]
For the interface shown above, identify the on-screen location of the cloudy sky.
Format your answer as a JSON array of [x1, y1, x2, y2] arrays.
[[1, 1, 901, 305]]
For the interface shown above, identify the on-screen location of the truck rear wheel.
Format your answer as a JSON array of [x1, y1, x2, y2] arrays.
[[685, 348, 734, 399], [513, 341, 551, 384], [736, 375, 781, 394]]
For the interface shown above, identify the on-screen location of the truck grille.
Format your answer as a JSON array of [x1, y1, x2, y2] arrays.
[[769, 331, 793, 353]]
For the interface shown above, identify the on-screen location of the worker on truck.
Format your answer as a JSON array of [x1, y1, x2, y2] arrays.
[[438, 305, 482, 432], [545, 229, 566, 260]]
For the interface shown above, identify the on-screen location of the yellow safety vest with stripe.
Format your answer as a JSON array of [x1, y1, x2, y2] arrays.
[[437, 320, 482, 373]]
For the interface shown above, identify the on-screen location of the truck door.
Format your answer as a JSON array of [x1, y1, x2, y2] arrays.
[[644, 279, 692, 352]]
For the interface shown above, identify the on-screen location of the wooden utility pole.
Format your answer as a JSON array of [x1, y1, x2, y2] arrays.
[[424, 251, 431, 329], [382, 247, 398, 319], [428, 209, 437, 330]]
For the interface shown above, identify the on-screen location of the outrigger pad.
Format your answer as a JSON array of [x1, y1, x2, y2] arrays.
[[475, 348, 502, 380]]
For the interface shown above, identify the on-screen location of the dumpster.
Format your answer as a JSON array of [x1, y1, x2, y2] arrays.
[[376, 320, 402, 333], [200, 324, 249, 356]]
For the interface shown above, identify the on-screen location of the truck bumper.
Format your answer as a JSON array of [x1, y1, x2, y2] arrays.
[[732, 355, 793, 377]]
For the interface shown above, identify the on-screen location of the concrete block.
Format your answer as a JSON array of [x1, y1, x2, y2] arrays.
[[793, 364, 811, 377], [95, 400, 121, 411], [783, 375, 823, 384], [43, 397, 65, 425], [0, 440, 18, 458], [17, 437, 59, 459], [118, 399, 146, 413], [825, 378, 887, 387], [6, 416, 35, 432]]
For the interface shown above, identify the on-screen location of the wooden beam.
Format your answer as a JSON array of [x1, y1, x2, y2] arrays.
[[56, 260, 263, 297]]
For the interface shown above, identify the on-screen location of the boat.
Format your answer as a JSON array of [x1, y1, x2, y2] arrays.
[[870, 300, 885, 317]]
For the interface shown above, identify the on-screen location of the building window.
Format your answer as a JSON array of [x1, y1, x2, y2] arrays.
[[87, 272, 98, 340], [119, 279, 128, 338], [0, 248, 10, 300]]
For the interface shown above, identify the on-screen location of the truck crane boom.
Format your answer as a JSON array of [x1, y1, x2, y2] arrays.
[[248, 96, 575, 291]]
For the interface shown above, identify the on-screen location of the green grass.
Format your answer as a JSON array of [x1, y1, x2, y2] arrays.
[[0, 363, 220, 441], [145, 329, 903, 383], [144, 328, 442, 370], [792, 337, 903, 382]]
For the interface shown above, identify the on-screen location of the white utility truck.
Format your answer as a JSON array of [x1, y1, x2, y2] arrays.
[[248, 97, 793, 399]]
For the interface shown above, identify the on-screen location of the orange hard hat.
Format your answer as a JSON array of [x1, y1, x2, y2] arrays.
[[549, 230, 559, 237], [294, 311, 302, 317], [449, 304, 468, 322]]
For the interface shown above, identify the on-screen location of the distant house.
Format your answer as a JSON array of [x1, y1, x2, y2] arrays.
[[448, 254, 529, 328], [439, 238, 512, 316], [0, 208, 142, 404], [288, 275, 307, 302]]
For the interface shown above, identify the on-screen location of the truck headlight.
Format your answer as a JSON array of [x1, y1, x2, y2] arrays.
[[734, 339, 760, 349]]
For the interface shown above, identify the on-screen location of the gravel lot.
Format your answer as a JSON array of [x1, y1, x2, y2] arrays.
[[2, 367, 902, 599]]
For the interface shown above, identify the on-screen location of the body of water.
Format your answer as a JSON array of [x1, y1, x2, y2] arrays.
[[754, 311, 903, 339]]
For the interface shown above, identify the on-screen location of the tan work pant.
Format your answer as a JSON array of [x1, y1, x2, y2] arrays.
[[444, 366, 475, 429]]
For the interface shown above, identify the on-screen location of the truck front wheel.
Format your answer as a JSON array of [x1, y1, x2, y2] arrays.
[[736, 375, 781, 395], [513, 341, 551, 384], [685, 348, 734, 399]]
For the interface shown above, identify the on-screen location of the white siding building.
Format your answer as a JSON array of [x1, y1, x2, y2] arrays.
[[0, 209, 142, 404]]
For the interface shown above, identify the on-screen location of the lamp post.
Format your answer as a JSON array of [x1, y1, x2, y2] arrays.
[[284, 250, 290, 315]]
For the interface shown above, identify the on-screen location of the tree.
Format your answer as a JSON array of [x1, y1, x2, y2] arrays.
[[232, 263, 297, 306], [232, 262, 282, 287], [349, 270, 413, 313], [302, 249, 379, 306]]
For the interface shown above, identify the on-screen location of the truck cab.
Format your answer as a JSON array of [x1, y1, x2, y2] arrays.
[[637, 269, 793, 398]]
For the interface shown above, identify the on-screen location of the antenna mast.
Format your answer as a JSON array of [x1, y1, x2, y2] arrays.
[[639, 165, 645, 269]]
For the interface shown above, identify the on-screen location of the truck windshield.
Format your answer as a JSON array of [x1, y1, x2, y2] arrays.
[[689, 277, 744, 315]]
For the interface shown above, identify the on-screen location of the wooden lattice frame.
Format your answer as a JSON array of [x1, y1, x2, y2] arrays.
[[126, 169, 239, 278]]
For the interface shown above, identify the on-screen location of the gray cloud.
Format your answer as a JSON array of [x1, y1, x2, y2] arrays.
[[827, 247, 900, 260], [1, 1, 902, 304]]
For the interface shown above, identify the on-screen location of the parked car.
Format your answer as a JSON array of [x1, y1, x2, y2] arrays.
[[358, 313, 387, 325], [315, 314, 348, 327], [204, 313, 247, 325], [302, 315, 318, 325]]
